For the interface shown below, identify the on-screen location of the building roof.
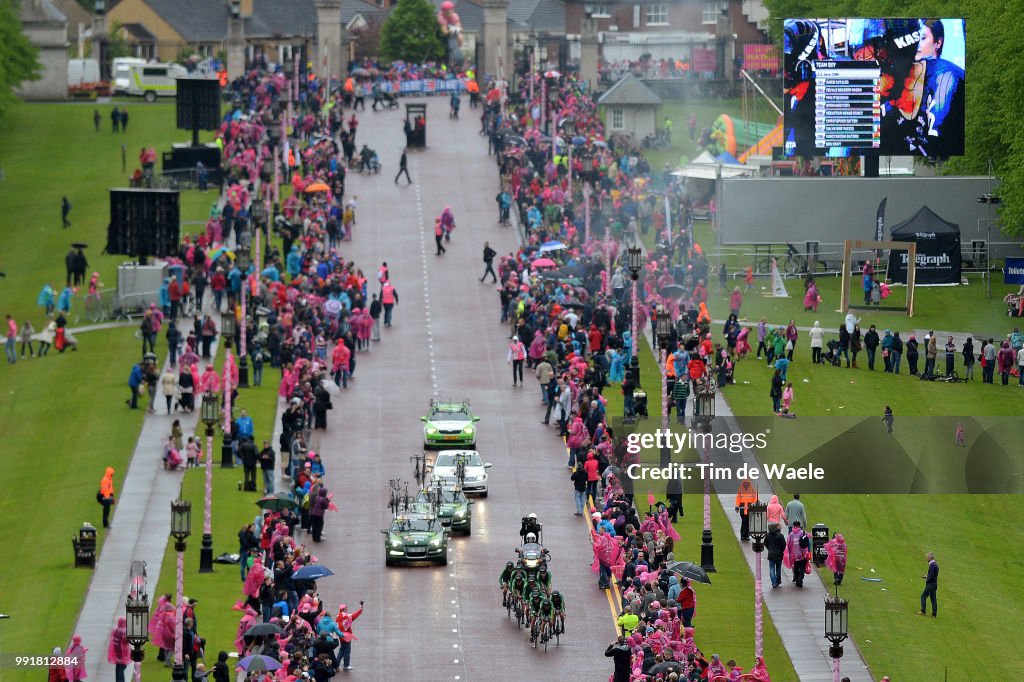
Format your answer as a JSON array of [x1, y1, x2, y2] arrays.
[[246, 0, 316, 38], [121, 22, 156, 41], [341, 0, 388, 26], [20, 0, 67, 24], [507, 0, 564, 33], [598, 73, 662, 106]]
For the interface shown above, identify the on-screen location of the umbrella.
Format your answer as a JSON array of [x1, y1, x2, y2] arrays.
[[71, 242, 89, 249], [593, 140, 608, 148], [538, 240, 566, 253], [236, 655, 282, 672], [648, 661, 686, 676], [305, 182, 330, 193], [544, 70, 561, 78], [665, 561, 712, 585], [291, 564, 335, 580], [571, 136, 586, 145], [244, 623, 283, 637], [256, 492, 298, 511], [531, 258, 557, 268], [350, 68, 370, 77], [323, 299, 343, 316], [661, 284, 686, 299], [504, 135, 528, 147]]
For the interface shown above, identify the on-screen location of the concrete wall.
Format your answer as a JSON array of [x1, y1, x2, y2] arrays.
[[717, 176, 1020, 256], [604, 103, 656, 139]]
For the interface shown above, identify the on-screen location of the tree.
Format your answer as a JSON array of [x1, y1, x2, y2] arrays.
[[0, 0, 41, 119], [763, 0, 1024, 236], [380, 0, 443, 64]]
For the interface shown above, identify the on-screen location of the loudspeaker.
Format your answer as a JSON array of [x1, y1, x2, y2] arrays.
[[107, 189, 181, 259], [176, 78, 221, 131]]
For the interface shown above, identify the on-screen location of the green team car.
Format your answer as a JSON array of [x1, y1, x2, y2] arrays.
[[382, 513, 449, 567], [413, 484, 473, 536], [421, 399, 479, 448]]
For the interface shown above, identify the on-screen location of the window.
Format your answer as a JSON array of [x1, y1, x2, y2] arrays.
[[702, 0, 728, 24], [633, 5, 640, 27], [611, 108, 624, 130], [142, 67, 167, 77], [646, 3, 668, 25], [584, 3, 610, 18]]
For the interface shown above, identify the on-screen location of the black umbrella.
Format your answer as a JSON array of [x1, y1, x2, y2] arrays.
[[665, 561, 712, 585], [505, 135, 528, 147], [648, 661, 686, 676], [256, 492, 298, 511], [71, 242, 89, 249], [244, 623, 283, 637], [661, 284, 686, 299]]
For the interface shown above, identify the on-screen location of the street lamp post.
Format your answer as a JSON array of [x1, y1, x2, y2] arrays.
[[235, 233, 251, 389], [169, 500, 192, 682], [199, 393, 219, 572], [220, 314, 235, 469], [749, 500, 769, 658], [125, 561, 149, 682], [825, 593, 849, 682], [251, 199, 266, 269], [627, 236, 643, 389], [655, 308, 673, 468], [583, 181, 592, 245], [696, 382, 716, 572]]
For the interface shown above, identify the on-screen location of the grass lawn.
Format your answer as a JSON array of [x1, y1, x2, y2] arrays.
[[0, 101, 218, 665], [0, 102, 216, 326], [0, 330, 144, 657], [601, 341, 797, 676], [716, 335, 1024, 678]]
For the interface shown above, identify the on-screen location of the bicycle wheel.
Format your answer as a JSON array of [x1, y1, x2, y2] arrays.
[[754, 258, 772, 276], [785, 255, 804, 276]]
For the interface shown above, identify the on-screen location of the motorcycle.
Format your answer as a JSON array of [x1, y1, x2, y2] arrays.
[[515, 542, 550, 579]]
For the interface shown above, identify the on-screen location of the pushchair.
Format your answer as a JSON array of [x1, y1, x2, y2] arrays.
[[822, 339, 842, 366], [382, 91, 400, 110]]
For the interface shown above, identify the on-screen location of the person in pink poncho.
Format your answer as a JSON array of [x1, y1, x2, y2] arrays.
[[149, 594, 175, 664], [824, 533, 847, 586], [107, 617, 131, 682], [234, 605, 259, 654], [747, 655, 771, 681], [592, 526, 620, 590], [64, 636, 88, 682]]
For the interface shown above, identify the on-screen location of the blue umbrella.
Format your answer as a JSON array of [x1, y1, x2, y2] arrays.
[[539, 240, 566, 253], [237, 655, 282, 672], [292, 564, 335, 580], [572, 135, 586, 145]]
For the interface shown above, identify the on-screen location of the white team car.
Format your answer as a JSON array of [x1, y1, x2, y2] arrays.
[[430, 450, 492, 497]]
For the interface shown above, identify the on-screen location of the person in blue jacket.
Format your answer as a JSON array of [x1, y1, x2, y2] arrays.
[[127, 361, 144, 409]]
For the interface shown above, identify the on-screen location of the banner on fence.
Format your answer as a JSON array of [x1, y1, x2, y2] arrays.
[[1004, 257, 1024, 285], [742, 44, 779, 73], [387, 79, 465, 95]]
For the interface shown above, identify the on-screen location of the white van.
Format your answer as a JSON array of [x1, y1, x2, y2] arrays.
[[121, 62, 188, 102], [112, 57, 148, 94]]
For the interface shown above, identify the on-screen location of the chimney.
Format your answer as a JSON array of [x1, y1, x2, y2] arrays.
[[240, 0, 254, 18]]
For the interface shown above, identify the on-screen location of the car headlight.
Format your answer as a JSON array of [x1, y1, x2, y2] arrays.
[[390, 539, 402, 548], [469, 474, 486, 482], [426, 427, 438, 435], [462, 426, 474, 434], [430, 538, 442, 547], [455, 510, 466, 518]]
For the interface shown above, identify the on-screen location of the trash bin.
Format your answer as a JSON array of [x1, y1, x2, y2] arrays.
[[72, 522, 98, 568], [812, 523, 829, 567]]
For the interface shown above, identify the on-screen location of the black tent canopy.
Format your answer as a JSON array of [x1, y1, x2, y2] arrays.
[[886, 206, 962, 285]]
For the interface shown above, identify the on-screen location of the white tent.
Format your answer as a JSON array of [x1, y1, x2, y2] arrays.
[[671, 151, 753, 180]]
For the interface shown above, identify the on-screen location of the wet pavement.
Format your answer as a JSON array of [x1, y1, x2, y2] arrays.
[[305, 98, 616, 679]]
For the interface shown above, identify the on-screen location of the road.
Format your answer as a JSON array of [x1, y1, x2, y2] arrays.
[[307, 98, 615, 679]]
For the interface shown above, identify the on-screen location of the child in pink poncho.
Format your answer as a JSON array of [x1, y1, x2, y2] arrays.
[[65, 635, 88, 682]]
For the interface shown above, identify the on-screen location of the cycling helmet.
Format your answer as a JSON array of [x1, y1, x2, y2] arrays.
[[551, 590, 560, 598], [506, 561, 514, 569], [539, 566, 548, 573]]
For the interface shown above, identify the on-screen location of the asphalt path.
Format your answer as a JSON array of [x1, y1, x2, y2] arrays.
[[307, 98, 614, 679]]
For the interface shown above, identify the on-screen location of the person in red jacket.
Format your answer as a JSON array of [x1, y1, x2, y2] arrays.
[[332, 341, 351, 388], [583, 450, 600, 505], [588, 324, 603, 354], [335, 602, 363, 670]]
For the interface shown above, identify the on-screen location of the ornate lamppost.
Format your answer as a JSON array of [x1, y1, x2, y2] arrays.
[[169, 500, 191, 682], [696, 382, 716, 572], [749, 499, 768, 657], [199, 393, 219, 572]]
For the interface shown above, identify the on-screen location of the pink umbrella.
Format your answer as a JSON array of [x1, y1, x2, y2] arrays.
[[532, 258, 557, 268]]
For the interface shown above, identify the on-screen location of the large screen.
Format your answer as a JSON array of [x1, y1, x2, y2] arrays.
[[783, 18, 965, 158]]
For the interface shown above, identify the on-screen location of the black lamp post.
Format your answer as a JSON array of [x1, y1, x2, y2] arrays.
[[219, 312, 236, 469], [696, 380, 716, 572], [125, 560, 149, 667], [749, 500, 768, 658], [825, 593, 849, 681], [655, 308, 673, 467], [169, 500, 191, 682], [199, 393, 219, 572], [235, 237, 251, 389], [627, 235, 643, 389]]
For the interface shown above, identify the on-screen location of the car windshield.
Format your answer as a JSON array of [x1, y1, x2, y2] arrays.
[[431, 407, 470, 420], [434, 452, 482, 467], [392, 518, 440, 533]]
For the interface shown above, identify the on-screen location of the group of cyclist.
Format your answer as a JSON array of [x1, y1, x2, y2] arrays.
[[499, 514, 566, 648]]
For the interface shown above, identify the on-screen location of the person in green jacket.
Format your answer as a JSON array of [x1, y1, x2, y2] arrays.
[[616, 605, 639, 636]]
